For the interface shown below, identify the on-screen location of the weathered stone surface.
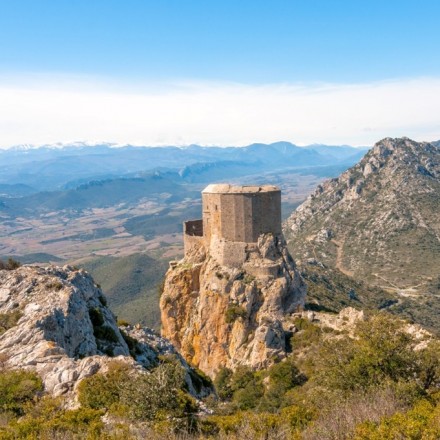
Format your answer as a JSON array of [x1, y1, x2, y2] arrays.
[[0, 265, 211, 400], [161, 233, 306, 377]]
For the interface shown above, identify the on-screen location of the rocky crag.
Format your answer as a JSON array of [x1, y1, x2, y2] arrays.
[[160, 233, 306, 377], [0, 265, 210, 400], [285, 137, 440, 295]]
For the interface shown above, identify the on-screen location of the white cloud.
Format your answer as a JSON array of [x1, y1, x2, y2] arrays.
[[0, 76, 439, 148]]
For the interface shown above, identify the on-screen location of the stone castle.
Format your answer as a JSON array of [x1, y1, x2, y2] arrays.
[[183, 184, 282, 268], [162, 183, 306, 374]]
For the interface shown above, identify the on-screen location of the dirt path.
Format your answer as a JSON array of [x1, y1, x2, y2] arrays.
[[331, 238, 354, 277]]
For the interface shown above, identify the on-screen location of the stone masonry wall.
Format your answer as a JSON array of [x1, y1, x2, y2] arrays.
[[185, 185, 282, 267], [183, 219, 204, 254]]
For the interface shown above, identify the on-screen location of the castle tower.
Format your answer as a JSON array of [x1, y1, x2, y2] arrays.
[[183, 184, 282, 267]]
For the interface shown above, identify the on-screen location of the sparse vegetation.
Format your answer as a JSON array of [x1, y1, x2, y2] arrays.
[[1, 313, 440, 438], [0, 310, 23, 335], [45, 280, 63, 291], [225, 304, 247, 324], [0, 258, 21, 271]]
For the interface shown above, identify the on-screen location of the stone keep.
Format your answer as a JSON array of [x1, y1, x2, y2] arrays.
[[183, 184, 282, 267]]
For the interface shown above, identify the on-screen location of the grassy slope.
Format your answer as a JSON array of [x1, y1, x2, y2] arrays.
[[80, 253, 170, 330]]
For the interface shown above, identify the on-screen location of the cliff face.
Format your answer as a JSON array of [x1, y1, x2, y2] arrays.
[[0, 265, 210, 400], [160, 233, 306, 377]]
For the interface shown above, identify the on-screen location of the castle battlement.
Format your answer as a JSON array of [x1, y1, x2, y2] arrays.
[[183, 184, 282, 267]]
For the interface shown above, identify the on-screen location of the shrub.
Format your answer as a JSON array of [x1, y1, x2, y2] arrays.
[[93, 325, 119, 343], [0, 310, 23, 335], [0, 369, 43, 415], [291, 317, 322, 351], [88, 307, 104, 327], [77, 361, 128, 410], [354, 399, 440, 440], [228, 366, 264, 410], [259, 358, 305, 411], [45, 280, 63, 291], [0, 396, 105, 439], [78, 361, 198, 425], [201, 410, 294, 437], [268, 357, 304, 390], [316, 313, 438, 394], [0, 258, 21, 271], [225, 305, 247, 324], [214, 367, 233, 400]]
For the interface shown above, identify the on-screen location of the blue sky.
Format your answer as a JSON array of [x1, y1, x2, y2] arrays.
[[0, 1, 440, 146]]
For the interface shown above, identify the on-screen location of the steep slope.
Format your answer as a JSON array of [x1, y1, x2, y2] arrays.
[[160, 234, 306, 377], [0, 265, 210, 399], [285, 137, 440, 294], [80, 253, 170, 329]]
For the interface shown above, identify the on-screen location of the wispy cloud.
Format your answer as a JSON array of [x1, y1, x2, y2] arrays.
[[0, 76, 439, 148]]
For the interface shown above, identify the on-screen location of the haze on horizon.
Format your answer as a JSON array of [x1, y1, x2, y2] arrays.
[[1, 0, 440, 148]]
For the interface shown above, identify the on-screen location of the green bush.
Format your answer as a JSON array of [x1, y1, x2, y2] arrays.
[[78, 361, 198, 424], [291, 317, 322, 350], [0, 396, 105, 439], [225, 305, 247, 324], [229, 367, 264, 410], [77, 361, 127, 410], [316, 313, 440, 395], [0, 369, 43, 415], [214, 367, 233, 400], [88, 307, 104, 327], [0, 310, 23, 335], [0, 258, 21, 271], [93, 325, 119, 343], [354, 399, 440, 439]]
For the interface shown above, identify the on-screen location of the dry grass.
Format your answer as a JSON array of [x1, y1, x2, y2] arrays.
[[302, 387, 408, 440]]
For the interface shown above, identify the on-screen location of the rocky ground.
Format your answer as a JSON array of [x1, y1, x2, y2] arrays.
[[0, 264, 211, 403], [160, 233, 306, 376]]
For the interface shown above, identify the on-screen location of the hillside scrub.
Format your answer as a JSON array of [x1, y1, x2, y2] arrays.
[[0, 258, 21, 271], [2, 313, 440, 438]]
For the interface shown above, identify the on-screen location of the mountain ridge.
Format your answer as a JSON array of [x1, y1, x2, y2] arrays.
[[285, 137, 440, 296]]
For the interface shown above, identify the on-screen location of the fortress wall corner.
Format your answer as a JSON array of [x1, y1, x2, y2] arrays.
[[202, 192, 222, 244], [251, 191, 282, 240], [183, 219, 204, 255]]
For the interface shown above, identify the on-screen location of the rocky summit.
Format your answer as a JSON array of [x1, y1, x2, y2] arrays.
[[285, 137, 440, 295], [160, 233, 306, 377], [0, 265, 209, 401], [161, 184, 306, 377]]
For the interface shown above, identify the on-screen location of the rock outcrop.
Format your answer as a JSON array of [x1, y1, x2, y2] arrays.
[[0, 265, 210, 400], [160, 233, 306, 377]]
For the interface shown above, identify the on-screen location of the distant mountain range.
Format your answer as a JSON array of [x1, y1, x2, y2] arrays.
[[0, 141, 369, 192], [0, 174, 197, 217]]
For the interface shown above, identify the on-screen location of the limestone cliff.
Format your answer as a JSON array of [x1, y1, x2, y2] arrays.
[[0, 264, 210, 400], [160, 233, 306, 377]]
